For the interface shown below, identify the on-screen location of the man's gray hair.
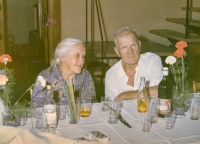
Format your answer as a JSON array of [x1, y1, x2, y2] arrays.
[[114, 25, 138, 46], [51, 37, 84, 66]]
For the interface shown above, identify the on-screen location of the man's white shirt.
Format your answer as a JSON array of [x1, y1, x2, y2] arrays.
[[105, 52, 163, 100]]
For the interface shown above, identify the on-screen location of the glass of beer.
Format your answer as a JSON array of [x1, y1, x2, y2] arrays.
[[137, 97, 149, 113], [80, 93, 92, 117]]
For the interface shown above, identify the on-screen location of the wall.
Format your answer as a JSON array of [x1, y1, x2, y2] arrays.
[[61, 0, 200, 46], [6, 0, 200, 45], [7, 0, 36, 44]]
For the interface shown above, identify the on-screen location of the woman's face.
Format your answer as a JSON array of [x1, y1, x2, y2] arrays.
[[61, 43, 86, 74]]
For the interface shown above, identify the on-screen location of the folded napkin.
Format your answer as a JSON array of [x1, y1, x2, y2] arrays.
[[84, 131, 110, 143]]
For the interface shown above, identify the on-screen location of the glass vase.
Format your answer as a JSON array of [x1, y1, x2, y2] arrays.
[[2, 111, 20, 127], [172, 87, 189, 117]]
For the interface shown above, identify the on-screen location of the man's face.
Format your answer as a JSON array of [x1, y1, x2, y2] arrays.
[[114, 32, 141, 66], [61, 43, 86, 74]]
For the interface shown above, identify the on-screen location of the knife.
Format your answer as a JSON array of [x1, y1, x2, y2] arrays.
[[109, 106, 132, 128], [118, 114, 132, 128]]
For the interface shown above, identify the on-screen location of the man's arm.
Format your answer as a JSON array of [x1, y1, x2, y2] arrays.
[[116, 85, 159, 100]]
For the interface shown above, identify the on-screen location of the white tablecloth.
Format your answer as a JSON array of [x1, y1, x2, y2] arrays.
[[1, 100, 200, 144]]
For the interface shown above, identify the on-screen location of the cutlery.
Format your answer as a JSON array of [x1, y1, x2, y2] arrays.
[[109, 106, 132, 128], [118, 114, 132, 128]]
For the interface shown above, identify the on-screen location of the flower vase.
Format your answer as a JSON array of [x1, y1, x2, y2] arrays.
[[2, 111, 20, 127], [173, 89, 189, 117]]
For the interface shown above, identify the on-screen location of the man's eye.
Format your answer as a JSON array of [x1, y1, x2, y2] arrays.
[[131, 44, 137, 48], [121, 46, 127, 49]]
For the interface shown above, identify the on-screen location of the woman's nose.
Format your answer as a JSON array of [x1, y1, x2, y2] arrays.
[[79, 57, 85, 64]]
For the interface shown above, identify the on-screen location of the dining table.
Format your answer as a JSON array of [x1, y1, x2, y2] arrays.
[[0, 99, 200, 144]]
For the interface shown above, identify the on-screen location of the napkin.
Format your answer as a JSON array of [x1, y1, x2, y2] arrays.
[[84, 131, 110, 143]]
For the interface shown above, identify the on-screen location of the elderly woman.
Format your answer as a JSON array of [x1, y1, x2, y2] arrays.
[[32, 38, 96, 107]]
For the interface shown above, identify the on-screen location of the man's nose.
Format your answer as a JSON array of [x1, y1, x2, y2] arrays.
[[128, 47, 134, 54]]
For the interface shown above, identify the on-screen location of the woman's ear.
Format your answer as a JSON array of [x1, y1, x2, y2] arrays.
[[114, 47, 120, 57]]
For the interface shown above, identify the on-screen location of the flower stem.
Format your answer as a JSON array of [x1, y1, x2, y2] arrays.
[[15, 83, 34, 104], [181, 56, 185, 91]]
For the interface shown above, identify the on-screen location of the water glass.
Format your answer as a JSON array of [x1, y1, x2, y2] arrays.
[[189, 96, 200, 120], [101, 96, 110, 111], [57, 104, 67, 120], [19, 113, 27, 126], [35, 107, 46, 130], [68, 97, 80, 124], [149, 98, 159, 123], [165, 112, 176, 129], [108, 101, 119, 124], [141, 113, 152, 132]]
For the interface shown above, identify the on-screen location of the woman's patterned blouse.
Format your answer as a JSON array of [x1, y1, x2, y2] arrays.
[[32, 65, 96, 107]]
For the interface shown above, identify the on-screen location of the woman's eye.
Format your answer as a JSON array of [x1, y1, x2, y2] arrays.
[[75, 54, 80, 59]]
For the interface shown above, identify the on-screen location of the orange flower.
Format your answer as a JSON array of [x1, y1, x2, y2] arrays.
[[174, 48, 186, 58], [0, 54, 12, 65], [175, 41, 188, 49]]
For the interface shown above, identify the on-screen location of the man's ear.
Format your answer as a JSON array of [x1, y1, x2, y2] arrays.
[[138, 40, 141, 52], [114, 47, 120, 57]]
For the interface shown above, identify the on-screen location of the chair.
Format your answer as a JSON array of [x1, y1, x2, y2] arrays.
[[86, 61, 110, 102], [193, 81, 200, 92], [30, 88, 33, 99]]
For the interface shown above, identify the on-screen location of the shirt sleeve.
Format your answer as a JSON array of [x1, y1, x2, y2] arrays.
[[105, 71, 118, 100]]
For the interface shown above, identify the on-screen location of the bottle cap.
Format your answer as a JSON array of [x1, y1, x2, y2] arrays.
[[46, 85, 51, 89]]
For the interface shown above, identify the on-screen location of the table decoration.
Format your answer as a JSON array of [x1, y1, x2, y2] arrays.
[[165, 41, 190, 117], [0, 54, 35, 126]]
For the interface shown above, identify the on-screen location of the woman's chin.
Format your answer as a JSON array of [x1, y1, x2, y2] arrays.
[[74, 69, 82, 74]]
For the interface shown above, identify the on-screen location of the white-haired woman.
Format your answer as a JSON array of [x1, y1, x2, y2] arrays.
[[32, 37, 96, 107]]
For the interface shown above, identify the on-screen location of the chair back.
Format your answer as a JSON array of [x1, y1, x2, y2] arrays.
[[193, 81, 200, 92], [30, 88, 33, 99]]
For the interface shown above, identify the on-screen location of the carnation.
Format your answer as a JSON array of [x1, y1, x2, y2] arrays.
[[165, 55, 176, 65], [0, 75, 8, 85], [36, 76, 46, 87]]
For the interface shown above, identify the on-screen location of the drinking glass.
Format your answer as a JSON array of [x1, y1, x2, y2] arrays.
[[165, 112, 176, 129], [101, 96, 110, 111], [19, 113, 27, 126], [189, 96, 200, 120], [35, 107, 46, 130], [141, 112, 152, 132], [80, 95, 92, 117], [108, 101, 119, 124], [57, 104, 67, 120], [68, 97, 80, 124]]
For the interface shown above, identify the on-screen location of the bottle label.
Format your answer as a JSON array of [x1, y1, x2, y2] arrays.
[[159, 99, 171, 115], [45, 112, 56, 124], [44, 105, 57, 125]]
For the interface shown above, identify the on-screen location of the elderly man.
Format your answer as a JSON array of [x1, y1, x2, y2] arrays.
[[105, 25, 163, 100]]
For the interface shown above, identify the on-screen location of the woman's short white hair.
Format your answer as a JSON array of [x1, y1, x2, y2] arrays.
[[51, 37, 84, 66], [114, 25, 138, 47]]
